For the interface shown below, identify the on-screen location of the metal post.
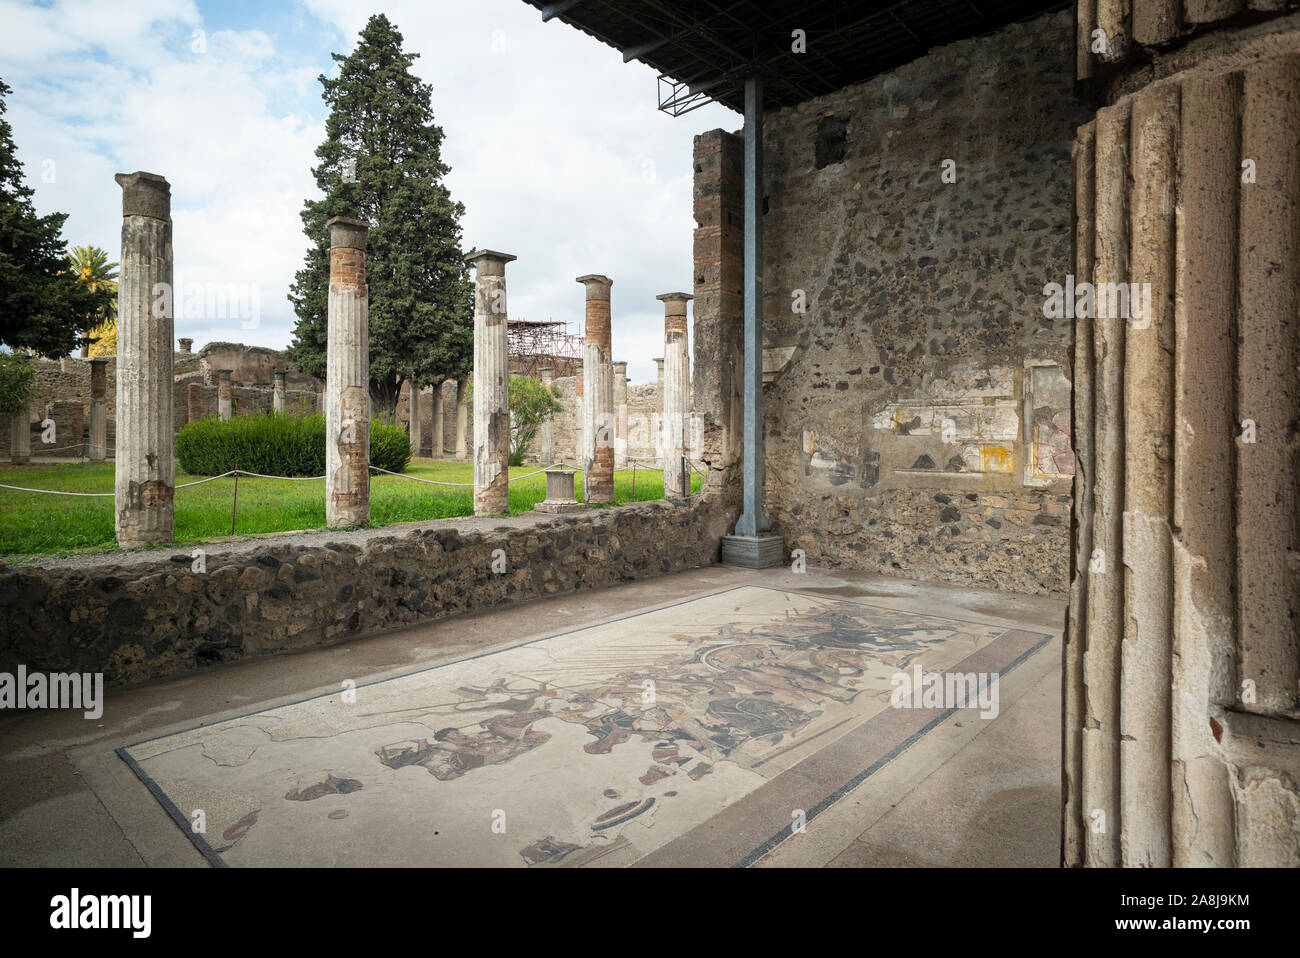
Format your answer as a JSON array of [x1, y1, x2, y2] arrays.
[[735, 74, 768, 537]]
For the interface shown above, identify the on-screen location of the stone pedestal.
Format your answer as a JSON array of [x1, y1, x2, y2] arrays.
[[88, 358, 108, 461], [114, 171, 174, 547], [659, 293, 692, 498], [324, 216, 371, 528], [217, 370, 232, 420], [534, 468, 584, 514], [721, 534, 784, 569], [469, 250, 516, 515], [578, 274, 614, 504]]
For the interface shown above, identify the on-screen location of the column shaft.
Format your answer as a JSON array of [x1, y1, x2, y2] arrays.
[[578, 274, 614, 504], [88, 358, 107, 461], [659, 293, 693, 498], [469, 251, 515, 515], [113, 171, 174, 547], [325, 216, 371, 528]]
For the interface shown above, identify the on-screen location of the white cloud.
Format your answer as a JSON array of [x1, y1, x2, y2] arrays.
[[3, 0, 737, 381]]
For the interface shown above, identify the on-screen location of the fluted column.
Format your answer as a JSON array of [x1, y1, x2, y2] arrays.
[[113, 171, 173, 547], [1064, 6, 1300, 867], [88, 358, 108, 461], [654, 356, 665, 458], [454, 378, 468, 460], [612, 361, 628, 469], [539, 366, 555, 464], [9, 401, 30, 464], [469, 250, 515, 515], [217, 370, 232, 420], [431, 383, 444, 457], [325, 216, 371, 528], [578, 274, 614, 504], [408, 381, 422, 457], [659, 293, 692, 498]]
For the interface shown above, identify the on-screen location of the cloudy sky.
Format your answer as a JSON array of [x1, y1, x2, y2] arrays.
[[0, 0, 738, 383]]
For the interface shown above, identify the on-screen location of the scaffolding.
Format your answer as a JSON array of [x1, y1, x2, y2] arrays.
[[508, 317, 583, 379]]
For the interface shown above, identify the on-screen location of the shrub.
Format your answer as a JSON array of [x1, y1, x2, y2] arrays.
[[0, 353, 35, 414], [176, 412, 410, 477]]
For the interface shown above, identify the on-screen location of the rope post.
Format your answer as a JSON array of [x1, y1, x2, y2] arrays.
[[231, 462, 239, 535]]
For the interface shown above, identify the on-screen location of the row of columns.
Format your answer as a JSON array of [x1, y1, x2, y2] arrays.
[[405, 381, 467, 459], [465, 253, 695, 515]]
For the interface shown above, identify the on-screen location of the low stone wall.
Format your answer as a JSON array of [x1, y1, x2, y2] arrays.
[[0, 490, 734, 688]]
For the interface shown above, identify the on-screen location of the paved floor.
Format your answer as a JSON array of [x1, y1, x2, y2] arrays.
[[0, 565, 1065, 867]]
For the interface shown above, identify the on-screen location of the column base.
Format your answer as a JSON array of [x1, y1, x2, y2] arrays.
[[534, 499, 585, 514], [720, 534, 785, 569]]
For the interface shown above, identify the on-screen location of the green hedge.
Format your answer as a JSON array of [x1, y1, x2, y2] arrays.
[[176, 412, 411, 477]]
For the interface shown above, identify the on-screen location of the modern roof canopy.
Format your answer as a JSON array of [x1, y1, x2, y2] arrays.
[[523, 0, 1070, 115]]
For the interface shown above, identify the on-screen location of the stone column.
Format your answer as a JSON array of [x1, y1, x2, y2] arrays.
[[113, 171, 174, 547], [178, 338, 193, 353], [324, 216, 371, 528], [9, 402, 30, 464], [407, 381, 422, 458], [468, 251, 515, 515], [575, 370, 584, 464], [217, 370, 232, 420], [577, 274, 614, 504], [273, 369, 286, 413], [653, 357, 665, 456], [1064, 3, 1300, 868], [659, 293, 692, 498], [454, 378, 468, 460], [88, 358, 108, 461], [612, 361, 628, 469], [539, 367, 555, 464], [187, 382, 203, 424], [431, 383, 444, 457]]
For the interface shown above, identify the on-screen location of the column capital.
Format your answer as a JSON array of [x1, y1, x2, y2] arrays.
[[87, 356, 109, 368], [115, 171, 171, 221], [576, 274, 613, 298], [217, 369, 231, 380], [656, 292, 693, 309], [327, 216, 370, 250], [612, 361, 627, 372], [466, 250, 516, 275]]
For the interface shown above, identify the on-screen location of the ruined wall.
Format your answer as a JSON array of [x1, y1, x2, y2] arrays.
[[1, 342, 321, 459], [757, 9, 1088, 596], [0, 493, 731, 687]]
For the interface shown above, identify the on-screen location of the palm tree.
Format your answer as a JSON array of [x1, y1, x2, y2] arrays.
[[66, 245, 118, 357]]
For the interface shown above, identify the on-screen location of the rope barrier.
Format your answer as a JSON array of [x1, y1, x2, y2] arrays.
[[0, 462, 573, 497]]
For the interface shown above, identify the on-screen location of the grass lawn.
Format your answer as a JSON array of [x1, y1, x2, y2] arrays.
[[0, 459, 703, 559]]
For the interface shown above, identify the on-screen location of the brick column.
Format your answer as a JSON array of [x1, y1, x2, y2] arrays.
[[468, 250, 515, 515], [659, 293, 692, 497], [113, 171, 174, 547], [612, 361, 628, 469], [217, 370, 232, 420], [577, 274, 614, 504], [187, 382, 203, 424], [273, 369, 285, 413], [88, 358, 108, 461], [325, 216, 371, 528], [431, 383, 444, 457], [454, 378, 468, 460]]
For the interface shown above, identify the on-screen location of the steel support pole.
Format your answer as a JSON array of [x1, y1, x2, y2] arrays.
[[734, 75, 768, 538]]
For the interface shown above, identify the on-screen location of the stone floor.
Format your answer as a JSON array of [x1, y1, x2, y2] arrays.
[[0, 564, 1064, 867]]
